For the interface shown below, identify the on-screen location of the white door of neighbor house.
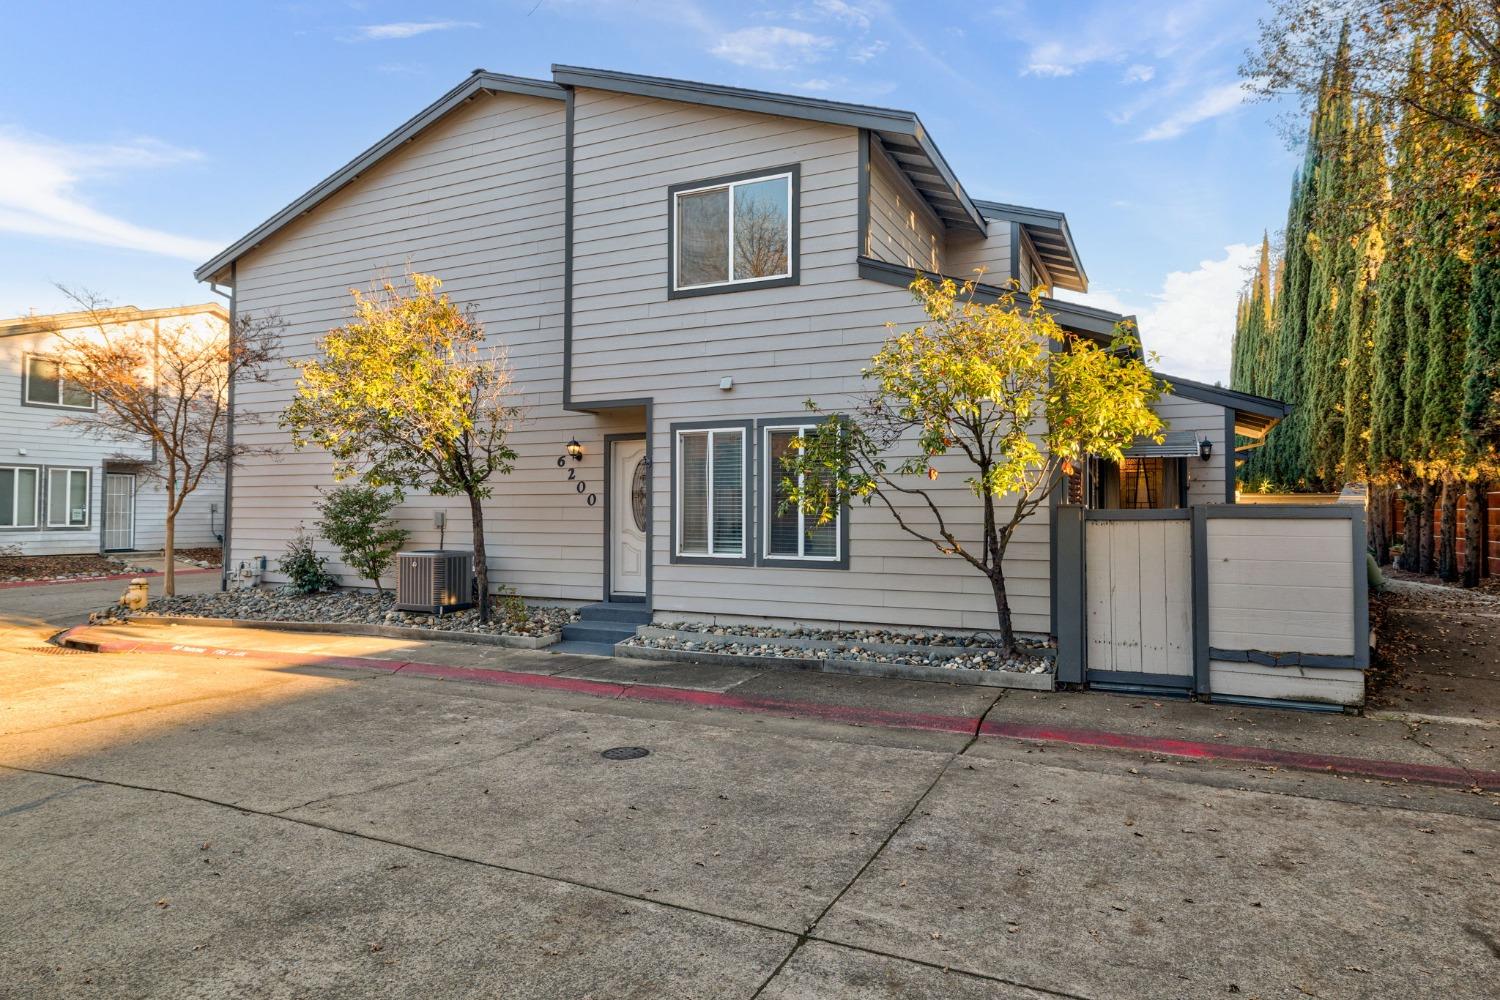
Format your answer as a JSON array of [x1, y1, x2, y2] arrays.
[[609, 438, 648, 598], [102, 474, 136, 551], [1084, 512, 1194, 691]]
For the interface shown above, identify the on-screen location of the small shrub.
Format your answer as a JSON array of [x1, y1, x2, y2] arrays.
[[278, 528, 337, 594], [316, 485, 409, 593], [495, 584, 529, 626], [1367, 552, 1386, 592]]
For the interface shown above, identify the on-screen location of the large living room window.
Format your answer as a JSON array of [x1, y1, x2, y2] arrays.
[[0, 466, 39, 529], [674, 426, 747, 560], [762, 424, 841, 565], [670, 167, 798, 297], [24, 356, 94, 409]]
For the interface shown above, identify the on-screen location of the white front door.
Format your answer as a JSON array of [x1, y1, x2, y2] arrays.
[[610, 438, 648, 598], [103, 474, 136, 551]]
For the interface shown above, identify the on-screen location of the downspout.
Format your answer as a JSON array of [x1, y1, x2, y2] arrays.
[[210, 272, 235, 590]]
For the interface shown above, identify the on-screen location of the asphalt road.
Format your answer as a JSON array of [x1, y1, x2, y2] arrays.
[[2, 578, 1498, 998]]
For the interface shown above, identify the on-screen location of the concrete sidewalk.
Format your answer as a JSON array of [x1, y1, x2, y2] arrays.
[[57, 619, 1500, 794]]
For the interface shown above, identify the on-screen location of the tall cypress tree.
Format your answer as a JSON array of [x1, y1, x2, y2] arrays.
[[1461, 58, 1499, 586], [1341, 104, 1387, 489]]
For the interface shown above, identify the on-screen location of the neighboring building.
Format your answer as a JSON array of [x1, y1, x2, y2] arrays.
[[194, 67, 1289, 640], [0, 304, 228, 556]]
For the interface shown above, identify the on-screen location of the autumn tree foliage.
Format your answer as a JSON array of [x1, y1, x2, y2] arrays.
[[283, 273, 521, 622], [48, 291, 277, 595], [780, 275, 1163, 653]]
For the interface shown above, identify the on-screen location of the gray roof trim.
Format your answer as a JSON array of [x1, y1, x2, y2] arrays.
[[553, 64, 986, 234], [973, 199, 1087, 292], [1155, 371, 1292, 420], [193, 70, 564, 283], [856, 256, 1130, 343]]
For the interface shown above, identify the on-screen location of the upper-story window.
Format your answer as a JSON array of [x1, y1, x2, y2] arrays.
[[24, 356, 94, 409], [670, 167, 798, 297]]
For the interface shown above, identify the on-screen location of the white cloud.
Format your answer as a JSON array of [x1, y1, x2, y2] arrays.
[[1123, 63, 1155, 83], [711, 26, 833, 70], [848, 39, 888, 63], [0, 130, 220, 261], [1137, 79, 1252, 141], [351, 20, 478, 40], [803, 0, 872, 28], [1057, 243, 1257, 384]]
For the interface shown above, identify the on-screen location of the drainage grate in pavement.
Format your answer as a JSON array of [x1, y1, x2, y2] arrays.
[[24, 645, 92, 656], [600, 746, 651, 761]]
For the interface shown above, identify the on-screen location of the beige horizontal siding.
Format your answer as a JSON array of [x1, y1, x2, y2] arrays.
[[1152, 392, 1229, 505], [864, 135, 942, 272], [1206, 517, 1355, 655]]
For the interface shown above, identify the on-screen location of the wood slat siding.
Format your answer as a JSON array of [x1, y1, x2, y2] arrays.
[[1085, 519, 1192, 675], [1151, 391, 1228, 504], [1, 318, 223, 555], [864, 136, 943, 272], [1206, 518, 1353, 655], [947, 221, 1015, 287], [229, 92, 630, 598], [570, 87, 1050, 632]]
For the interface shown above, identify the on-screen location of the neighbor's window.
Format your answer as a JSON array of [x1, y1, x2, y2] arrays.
[[46, 468, 90, 528], [676, 428, 745, 557], [764, 425, 839, 561], [674, 171, 792, 291], [0, 467, 39, 528], [1119, 458, 1166, 510], [25, 356, 94, 409]]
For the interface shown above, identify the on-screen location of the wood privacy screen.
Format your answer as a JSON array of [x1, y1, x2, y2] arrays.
[[1057, 504, 1368, 707]]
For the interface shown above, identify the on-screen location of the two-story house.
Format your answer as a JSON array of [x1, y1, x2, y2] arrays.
[[194, 67, 1289, 645], [0, 304, 228, 556]]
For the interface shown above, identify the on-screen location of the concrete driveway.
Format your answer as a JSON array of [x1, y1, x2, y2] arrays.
[[2, 582, 1498, 998]]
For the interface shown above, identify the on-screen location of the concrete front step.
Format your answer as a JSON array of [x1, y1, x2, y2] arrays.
[[577, 601, 652, 625], [547, 639, 618, 657], [560, 621, 638, 645]]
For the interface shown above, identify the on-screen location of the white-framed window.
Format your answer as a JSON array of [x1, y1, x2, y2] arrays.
[[763, 425, 840, 562], [673, 170, 793, 292], [24, 356, 94, 409], [675, 427, 746, 558], [0, 466, 40, 529], [46, 467, 91, 528]]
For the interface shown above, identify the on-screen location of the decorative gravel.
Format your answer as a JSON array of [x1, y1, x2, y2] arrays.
[[652, 620, 1054, 653], [103, 588, 577, 638], [624, 628, 1052, 675]]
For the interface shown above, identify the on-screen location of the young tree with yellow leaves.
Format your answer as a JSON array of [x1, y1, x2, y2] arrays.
[[283, 274, 521, 622], [779, 275, 1163, 654]]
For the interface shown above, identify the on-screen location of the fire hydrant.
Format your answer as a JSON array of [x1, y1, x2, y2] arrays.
[[121, 578, 150, 611]]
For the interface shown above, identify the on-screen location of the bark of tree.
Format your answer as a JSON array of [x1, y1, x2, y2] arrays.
[[1418, 479, 1438, 574], [163, 506, 176, 598], [1463, 480, 1486, 588], [468, 490, 490, 623], [1438, 479, 1460, 581], [1372, 485, 1391, 565], [1399, 482, 1422, 571]]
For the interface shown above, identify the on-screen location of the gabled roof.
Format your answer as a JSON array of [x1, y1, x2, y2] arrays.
[[973, 200, 1087, 293], [1156, 371, 1291, 439], [193, 71, 564, 284], [0, 302, 228, 339], [552, 65, 986, 236]]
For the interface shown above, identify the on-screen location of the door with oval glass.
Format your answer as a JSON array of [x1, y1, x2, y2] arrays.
[[609, 437, 648, 599]]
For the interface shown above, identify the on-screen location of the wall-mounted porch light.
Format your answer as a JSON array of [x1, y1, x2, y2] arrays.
[[566, 438, 584, 462], [1198, 437, 1213, 461]]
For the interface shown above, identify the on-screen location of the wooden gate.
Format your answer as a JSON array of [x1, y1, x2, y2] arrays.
[[1082, 510, 1194, 691]]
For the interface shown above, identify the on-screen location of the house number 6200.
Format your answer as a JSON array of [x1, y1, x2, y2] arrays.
[[557, 455, 597, 506]]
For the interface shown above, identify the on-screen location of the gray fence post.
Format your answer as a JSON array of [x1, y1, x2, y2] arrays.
[[1054, 504, 1085, 685], [1191, 505, 1211, 696]]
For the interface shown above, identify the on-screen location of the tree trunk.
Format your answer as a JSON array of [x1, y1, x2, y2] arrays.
[[1372, 484, 1391, 565], [1438, 479, 1460, 582], [163, 512, 176, 598], [1463, 480, 1486, 588], [468, 489, 489, 624], [1399, 483, 1421, 571], [988, 570, 1015, 654], [1419, 479, 1438, 576]]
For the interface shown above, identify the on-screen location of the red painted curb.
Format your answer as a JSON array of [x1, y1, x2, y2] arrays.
[[980, 720, 1499, 790], [54, 629, 1500, 791], [0, 567, 216, 591]]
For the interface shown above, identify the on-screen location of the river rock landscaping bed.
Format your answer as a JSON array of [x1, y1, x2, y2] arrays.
[[97, 588, 577, 640], [621, 623, 1054, 688], [2, 553, 155, 584]]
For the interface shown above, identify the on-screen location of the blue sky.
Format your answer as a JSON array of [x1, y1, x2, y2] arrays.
[[0, 0, 1298, 382]]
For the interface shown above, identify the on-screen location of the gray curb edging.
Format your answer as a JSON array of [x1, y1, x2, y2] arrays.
[[616, 640, 1055, 690], [636, 625, 1057, 662], [118, 615, 562, 650]]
